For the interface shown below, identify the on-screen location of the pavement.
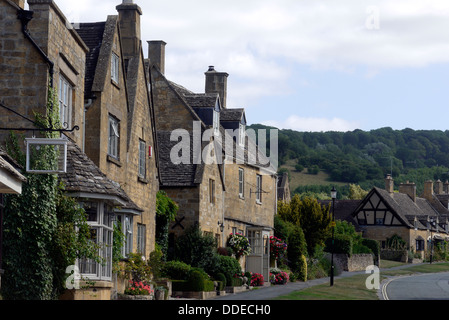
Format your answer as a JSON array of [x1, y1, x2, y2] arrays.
[[213, 263, 429, 300]]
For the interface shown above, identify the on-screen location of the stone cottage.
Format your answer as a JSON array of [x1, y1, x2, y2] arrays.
[[352, 175, 449, 260], [76, 1, 158, 260], [149, 43, 277, 280], [0, 0, 159, 299]]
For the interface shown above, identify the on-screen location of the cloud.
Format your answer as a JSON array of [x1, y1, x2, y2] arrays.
[[262, 115, 361, 132], [54, 0, 449, 122]]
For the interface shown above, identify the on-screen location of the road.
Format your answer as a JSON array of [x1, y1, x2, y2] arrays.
[[382, 272, 449, 300]]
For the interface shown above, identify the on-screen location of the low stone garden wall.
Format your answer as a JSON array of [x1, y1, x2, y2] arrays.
[[333, 253, 374, 272]]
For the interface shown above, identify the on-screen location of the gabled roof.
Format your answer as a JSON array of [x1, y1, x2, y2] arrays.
[[156, 130, 225, 189], [220, 108, 246, 124], [156, 131, 199, 187], [76, 21, 106, 99], [60, 143, 142, 213], [319, 199, 362, 231], [353, 187, 443, 231], [183, 93, 219, 109]]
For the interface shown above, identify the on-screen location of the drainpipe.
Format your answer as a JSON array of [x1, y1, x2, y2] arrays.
[[17, 9, 55, 89], [83, 99, 94, 152]]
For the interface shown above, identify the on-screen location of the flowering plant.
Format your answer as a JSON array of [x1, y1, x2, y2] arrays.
[[227, 233, 251, 258], [250, 273, 264, 286], [124, 280, 154, 296], [269, 236, 287, 262], [269, 268, 289, 285]]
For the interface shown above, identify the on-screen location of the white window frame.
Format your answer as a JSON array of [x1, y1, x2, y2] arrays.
[[256, 174, 262, 204], [213, 110, 220, 136], [137, 224, 146, 255], [116, 213, 133, 258], [108, 115, 120, 159], [111, 52, 120, 83], [239, 123, 245, 147], [138, 139, 146, 178], [59, 75, 73, 129], [239, 168, 244, 198], [78, 202, 114, 281]]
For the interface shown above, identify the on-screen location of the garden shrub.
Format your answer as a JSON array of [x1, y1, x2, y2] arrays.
[[175, 224, 217, 272], [162, 260, 192, 280], [187, 270, 214, 292], [362, 238, 380, 256], [287, 226, 307, 274], [325, 234, 353, 255], [215, 273, 227, 290], [212, 254, 242, 287], [296, 255, 307, 281]]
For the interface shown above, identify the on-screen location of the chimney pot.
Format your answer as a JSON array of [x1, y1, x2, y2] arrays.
[[399, 182, 416, 202], [423, 180, 434, 201], [385, 174, 394, 194], [148, 40, 166, 74], [205, 66, 229, 108]]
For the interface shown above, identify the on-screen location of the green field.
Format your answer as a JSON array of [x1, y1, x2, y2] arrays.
[[280, 159, 347, 192]]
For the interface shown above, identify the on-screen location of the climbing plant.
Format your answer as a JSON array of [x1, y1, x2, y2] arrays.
[[1, 86, 99, 299], [155, 191, 178, 260]]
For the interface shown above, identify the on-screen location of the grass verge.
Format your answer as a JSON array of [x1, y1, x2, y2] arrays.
[[275, 262, 449, 300]]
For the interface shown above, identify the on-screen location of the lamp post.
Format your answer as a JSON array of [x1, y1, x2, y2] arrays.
[[429, 217, 436, 264], [330, 187, 337, 287]]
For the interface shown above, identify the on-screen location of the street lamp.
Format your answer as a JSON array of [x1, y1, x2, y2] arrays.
[[330, 187, 337, 286], [429, 217, 437, 264]]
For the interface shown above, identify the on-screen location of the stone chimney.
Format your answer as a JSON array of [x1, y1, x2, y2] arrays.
[[148, 40, 166, 74], [205, 66, 229, 108], [435, 180, 443, 195], [399, 181, 416, 202], [445, 181, 449, 194], [116, 0, 142, 58], [423, 180, 434, 201], [385, 174, 394, 194]]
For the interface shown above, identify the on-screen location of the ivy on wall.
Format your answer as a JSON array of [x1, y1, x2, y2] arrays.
[[1, 87, 98, 299], [155, 191, 178, 260]]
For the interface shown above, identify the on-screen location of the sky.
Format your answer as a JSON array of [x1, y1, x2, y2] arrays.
[[38, 0, 449, 132]]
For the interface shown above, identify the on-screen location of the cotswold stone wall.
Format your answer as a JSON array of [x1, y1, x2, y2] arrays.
[[333, 254, 374, 272]]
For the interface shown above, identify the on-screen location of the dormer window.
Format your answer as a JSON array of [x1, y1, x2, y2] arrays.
[[213, 110, 220, 136], [239, 123, 245, 146]]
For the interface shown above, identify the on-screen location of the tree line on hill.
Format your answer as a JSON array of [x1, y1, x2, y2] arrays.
[[249, 124, 449, 196]]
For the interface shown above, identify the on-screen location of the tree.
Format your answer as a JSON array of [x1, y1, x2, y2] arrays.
[[278, 195, 332, 256], [348, 184, 369, 200]]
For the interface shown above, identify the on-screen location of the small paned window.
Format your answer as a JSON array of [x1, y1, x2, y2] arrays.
[[138, 139, 146, 178], [111, 53, 120, 83], [239, 168, 244, 198], [108, 115, 120, 159], [239, 123, 245, 146], [256, 174, 262, 203], [59, 75, 73, 129]]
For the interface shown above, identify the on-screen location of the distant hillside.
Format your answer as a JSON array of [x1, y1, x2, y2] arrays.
[[248, 124, 449, 197]]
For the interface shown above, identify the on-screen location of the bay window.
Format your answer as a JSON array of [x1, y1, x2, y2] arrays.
[[78, 201, 114, 281]]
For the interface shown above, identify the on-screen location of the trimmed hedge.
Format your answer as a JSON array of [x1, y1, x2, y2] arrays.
[[172, 269, 215, 292], [162, 260, 192, 280]]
